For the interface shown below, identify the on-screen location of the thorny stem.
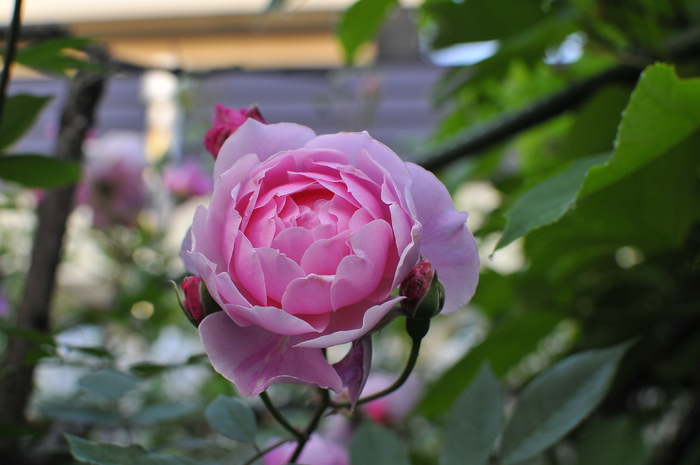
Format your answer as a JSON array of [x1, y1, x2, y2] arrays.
[[242, 436, 295, 465], [259, 391, 305, 442], [289, 388, 331, 463], [0, 0, 23, 131]]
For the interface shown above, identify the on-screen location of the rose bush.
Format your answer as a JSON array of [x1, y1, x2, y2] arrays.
[[183, 118, 479, 397]]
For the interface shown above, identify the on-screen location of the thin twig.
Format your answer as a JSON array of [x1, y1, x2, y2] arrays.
[[289, 389, 331, 463], [242, 435, 295, 465], [260, 391, 305, 441], [0, 0, 24, 131]]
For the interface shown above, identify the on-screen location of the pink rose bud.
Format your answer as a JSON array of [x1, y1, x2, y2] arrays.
[[399, 257, 445, 320], [181, 276, 206, 326], [203, 103, 265, 158]]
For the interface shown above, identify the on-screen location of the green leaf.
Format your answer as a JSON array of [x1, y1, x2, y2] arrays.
[[0, 94, 51, 151], [0, 324, 56, 346], [65, 346, 114, 359], [205, 395, 256, 443], [419, 311, 562, 419], [350, 422, 410, 465], [129, 362, 171, 378], [79, 369, 138, 400], [67, 434, 201, 465], [525, 64, 700, 278], [130, 403, 197, 425], [423, 0, 546, 48], [440, 364, 502, 465], [186, 353, 208, 365], [15, 37, 96, 75], [40, 405, 121, 426], [580, 64, 700, 198], [500, 341, 632, 464], [577, 416, 648, 465], [0, 154, 80, 188], [561, 84, 633, 160], [336, 0, 399, 65], [431, 16, 573, 104], [496, 152, 611, 250]]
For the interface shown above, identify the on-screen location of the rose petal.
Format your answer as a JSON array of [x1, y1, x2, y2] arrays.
[[332, 336, 372, 409], [256, 247, 306, 303], [199, 312, 342, 396], [233, 234, 267, 306], [406, 162, 479, 313], [304, 132, 410, 189], [282, 274, 334, 315], [296, 296, 402, 348], [331, 219, 392, 309], [271, 226, 315, 264], [225, 302, 327, 334], [300, 234, 351, 276], [215, 120, 316, 179]]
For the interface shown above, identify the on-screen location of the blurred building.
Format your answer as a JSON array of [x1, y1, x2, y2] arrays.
[[3, 0, 442, 158]]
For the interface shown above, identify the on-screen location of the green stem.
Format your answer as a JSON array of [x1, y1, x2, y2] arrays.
[[334, 318, 428, 410], [242, 436, 294, 465], [0, 0, 24, 132], [259, 391, 305, 442], [289, 388, 330, 463]]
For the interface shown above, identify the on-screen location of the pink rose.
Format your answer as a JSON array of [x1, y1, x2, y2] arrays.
[[203, 103, 265, 158], [77, 131, 148, 228], [263, 434, 349, 465], [164, 159, 214, 199], [184, 119, 479, 397]]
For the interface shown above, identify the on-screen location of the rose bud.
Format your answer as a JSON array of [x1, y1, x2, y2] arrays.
[[399, 257, 445, 321], [180, 276, 222, 327], [203, 103, 265, 158]]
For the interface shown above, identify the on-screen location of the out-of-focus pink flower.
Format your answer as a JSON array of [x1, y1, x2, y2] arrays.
[[185, 119, 479, 400], [77, 131, 148, 228], [361, 372, 423, 425], [164, 159, 213, 199], [263, 434, 349, 465], [0, 294, 10, 319], [203, 104, 265, 158]]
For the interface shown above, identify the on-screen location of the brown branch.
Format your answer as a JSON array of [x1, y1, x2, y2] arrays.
[[417, 64, 642, 172], [0, 47, 107, 463], [0, 0, 24, 130]]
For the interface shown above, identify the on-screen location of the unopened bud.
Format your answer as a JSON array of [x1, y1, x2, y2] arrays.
[[181, 277, 205, 326], [399, 258, 445, 320], [180, 277, 222, 327]]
